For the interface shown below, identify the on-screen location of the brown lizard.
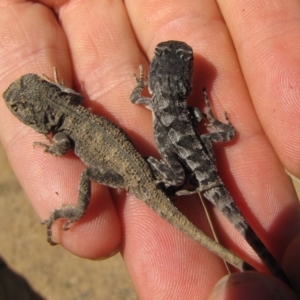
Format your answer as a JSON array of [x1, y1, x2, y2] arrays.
[[2, 69, 251, 272]]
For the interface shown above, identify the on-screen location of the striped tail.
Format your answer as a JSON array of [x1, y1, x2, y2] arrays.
[[203, 186, 290, 286]]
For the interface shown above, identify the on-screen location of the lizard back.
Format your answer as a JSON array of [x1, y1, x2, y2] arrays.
[[130, 40, 291, 285]]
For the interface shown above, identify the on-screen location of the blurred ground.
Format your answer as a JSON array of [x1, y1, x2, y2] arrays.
[[0, 143, 137, 300]]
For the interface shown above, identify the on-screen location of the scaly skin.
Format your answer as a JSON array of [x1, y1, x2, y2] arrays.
[[130, 40, 290, 285], [2, 70, 250, 271]]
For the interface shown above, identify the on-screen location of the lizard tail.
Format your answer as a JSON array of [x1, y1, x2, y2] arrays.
[[140, 184, 254, 271], [203, 186, 291, 286]]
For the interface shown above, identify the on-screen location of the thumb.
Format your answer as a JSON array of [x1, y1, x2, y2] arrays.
[[207, 272, 297, 300]]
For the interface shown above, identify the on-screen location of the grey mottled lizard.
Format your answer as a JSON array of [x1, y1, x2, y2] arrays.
[[130, 40, 290, 285]]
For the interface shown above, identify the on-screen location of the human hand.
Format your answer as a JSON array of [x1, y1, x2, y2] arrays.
[[0, 1, 300, 298]]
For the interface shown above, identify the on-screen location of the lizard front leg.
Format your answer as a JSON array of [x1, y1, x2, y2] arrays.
[[191, 89, 236, 165], [201, 88, 236, 144], [130, 65, 153, 108], [147, 151, 187, 188], [33, 132, 72, 156]]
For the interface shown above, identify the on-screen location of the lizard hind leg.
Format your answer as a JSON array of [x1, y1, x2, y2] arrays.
[[41, 168, 92, 245], [202, 88, 236, 143], [147, 155, 186, 188], [42, 166, 126, 245]]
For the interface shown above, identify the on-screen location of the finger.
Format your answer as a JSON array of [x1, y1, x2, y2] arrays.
[[217, 0, 300, 176], [208, 272, 297, 300], [125, 0, 300, 268], [283, 234, 300, 296], [44, 0, 152, 137], [48, 1, 232, 297], [0, 2, 121, 257], [123, 194, 231, 299]]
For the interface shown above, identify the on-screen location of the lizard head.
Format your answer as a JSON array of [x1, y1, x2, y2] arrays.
[[3, 73, 73, 134], [149, 40, 194, 100]]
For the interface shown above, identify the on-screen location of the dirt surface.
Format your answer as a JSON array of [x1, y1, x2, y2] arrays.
[[0, 143, 137, 300]]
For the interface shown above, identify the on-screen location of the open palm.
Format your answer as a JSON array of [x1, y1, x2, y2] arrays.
[[0, 1, 300, 298]]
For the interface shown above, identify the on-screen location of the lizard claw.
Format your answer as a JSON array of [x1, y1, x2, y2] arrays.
[[133, 65, 148, 87], [41, 218, 58, 246], [33, 141, 51, 152]]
